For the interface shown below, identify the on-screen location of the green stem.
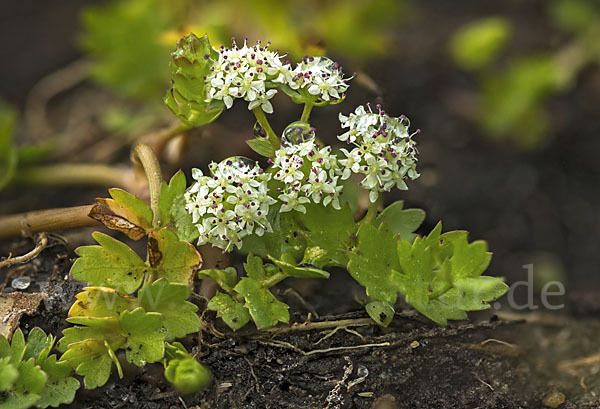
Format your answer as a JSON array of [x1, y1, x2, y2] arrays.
[[252, 107, 280, 150], [300, 103, 313, 123], [263, 272, 288, 289], [361, 196, 381, 225], [132, 143, 163, 228]]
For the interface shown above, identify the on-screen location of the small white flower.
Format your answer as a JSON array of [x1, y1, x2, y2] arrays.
[[278, 192, 310, 213], [336, 104, 420, 202], [184, 157, 277, 251], [203, 39, 286, 113], [248, 89, 277, 113]]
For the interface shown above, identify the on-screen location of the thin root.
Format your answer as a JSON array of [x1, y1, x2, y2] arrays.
[[0, 233, 48, 269]]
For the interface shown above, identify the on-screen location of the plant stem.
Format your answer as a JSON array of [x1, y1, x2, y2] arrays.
[[300, 103, 313, 123], [132, 143, 162, 228], [145, 121, 190, 155], [14, 164, 133, 189], [361, 196, 381, 225], [0, 206, 99, 240], [252, 107, 280, 149], [263, 272, 288, 289]]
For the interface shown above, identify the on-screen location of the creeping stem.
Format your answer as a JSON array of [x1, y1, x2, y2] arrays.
[[252, 107, 280, 149], [300, 102, 313, 123], [132, 143, 163, 228], [14, 164, 133, 189], [0, 206, 99, 240]]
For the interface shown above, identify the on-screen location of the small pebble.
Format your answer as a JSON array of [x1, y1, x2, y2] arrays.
[[11, 277, 31, 290], [542, 391, 565, 408], [410, 340, 420, 349]]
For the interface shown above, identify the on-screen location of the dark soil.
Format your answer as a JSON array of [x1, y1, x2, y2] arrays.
[[2, 240, 598, 409]]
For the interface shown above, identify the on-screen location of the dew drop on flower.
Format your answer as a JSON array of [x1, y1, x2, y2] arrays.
[[282, 121, 315, 147], [301, 56, 336, 72], [214, 156, 259, 176], [253, 121, 267, 139]]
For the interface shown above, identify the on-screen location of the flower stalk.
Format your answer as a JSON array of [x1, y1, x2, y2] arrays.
[[132, 143, 163, 228], [252, 107, 280, 149], [300, 102, 313, 123]]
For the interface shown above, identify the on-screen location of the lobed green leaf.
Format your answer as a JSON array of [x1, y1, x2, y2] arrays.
[[139, 279, 200, 341], [70, 232, 146, 293], [207, 293, 251, 331], [234, 278, 289, 329]]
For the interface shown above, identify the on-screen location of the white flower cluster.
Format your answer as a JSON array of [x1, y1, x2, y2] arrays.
[[271, 124, 343, 213], [338, 104, 420, 203], [204, 39, 284, 113], [287, 56, 352, 102], [184, 157, 276, 251], [204, 39, 353, 113]]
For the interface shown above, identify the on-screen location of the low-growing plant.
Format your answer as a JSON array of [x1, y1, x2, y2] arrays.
[[1, 32, 509, 407], [0, 328, 79, 408]]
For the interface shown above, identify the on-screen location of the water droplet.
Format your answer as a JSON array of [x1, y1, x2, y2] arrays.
[[301, 56, 336, 72], [253, 121, 267, 139], [282, 121, 315, 147], [11, 276, 31, 290], [212, 156, 260, 181]]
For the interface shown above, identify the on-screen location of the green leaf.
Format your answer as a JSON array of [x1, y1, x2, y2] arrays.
[[165, 34, 224, 128], [70, 232, 146, 293], [0, 359, 46, 409], [171, 193, 200, 242], [119, 308, 165, 366], [440, 233, 492, 280], [164, 357, 211, 394], [35, 356, 80, 408], [450, 17, 512, 70], [15, 359, 46, 394], [108, 188, 154, 230], [0, 357, 18, 392], [449, 277, 509, 310], [158, 170, 187, 228], [9, 330, 26, 364], [244, 254, 267, 281], [147, 228, 202, 284], [207, 293, 251, 331], [394, 225, 507, 325], [297, 203, 356, 267], [366, 301, 394, 327], [376, 201, 425, 241], [348, 223, 400, 305], [0, 392, 40, 409], [139, 279, 200, 341], [246, 137, 275, 157], [23, 328, 54, 362], [59, 340, 113, 390], [233, 278, 289, 329], [0, 335, 9, 358], [80, 0, 172, 100], [198, 267, 239, 294], [241, 212, 306, 262], [57, 326, 123, 354], [396, 237, 435, 311]]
